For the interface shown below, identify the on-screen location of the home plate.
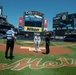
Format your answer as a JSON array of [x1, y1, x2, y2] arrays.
[[20, 46, 45, 51], [29, 48, 41, 51]]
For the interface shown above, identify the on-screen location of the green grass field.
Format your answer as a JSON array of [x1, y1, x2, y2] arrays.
[[0, 39, 76, 75]]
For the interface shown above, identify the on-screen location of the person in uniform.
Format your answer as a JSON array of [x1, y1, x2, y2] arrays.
[[45, 33, 50, 54], [5, 26, 16, 60], [34, 34, 41, 52]]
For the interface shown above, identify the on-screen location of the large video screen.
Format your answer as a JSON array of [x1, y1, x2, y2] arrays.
[[53, 12, 69, 28], [60, 20, 73, 27], [53, 17, 73, 28], [24, 14, 43, 27], [53, 17, 61, 28], [53, 20, 73, 28]]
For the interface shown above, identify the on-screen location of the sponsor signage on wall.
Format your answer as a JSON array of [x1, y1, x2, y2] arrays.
[[25, 10, 43, 17], [19, 17, 23, 26], [44, 19, 48, 31], [24, 26, 42, 32]]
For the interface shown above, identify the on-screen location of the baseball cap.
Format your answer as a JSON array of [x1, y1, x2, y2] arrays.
[[11, 26, 15, 28]]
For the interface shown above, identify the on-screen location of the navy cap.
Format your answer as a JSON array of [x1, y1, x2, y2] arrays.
[[11, 26, 15, 28]]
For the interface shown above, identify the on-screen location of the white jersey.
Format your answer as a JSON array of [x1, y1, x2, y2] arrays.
[[34, 36, 41, 44]]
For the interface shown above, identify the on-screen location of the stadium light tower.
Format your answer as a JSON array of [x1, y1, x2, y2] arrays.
[[0, 6, 3, 15]]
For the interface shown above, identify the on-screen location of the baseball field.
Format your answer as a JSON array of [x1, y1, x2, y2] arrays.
[[0, 39, 76, 75]]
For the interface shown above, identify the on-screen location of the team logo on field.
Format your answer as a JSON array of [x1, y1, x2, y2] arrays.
[[0, 58, 76, 71]]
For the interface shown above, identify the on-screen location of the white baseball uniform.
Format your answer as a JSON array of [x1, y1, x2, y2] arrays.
[[34, 35, 41, 52]]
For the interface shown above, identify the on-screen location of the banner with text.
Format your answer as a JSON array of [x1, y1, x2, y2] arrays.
[[44, 19, 48, 31], [19, 17, 23, 26], [24, 26, 42, 32]]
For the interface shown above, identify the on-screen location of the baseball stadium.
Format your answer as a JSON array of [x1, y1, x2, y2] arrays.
[[0, 6, 76, 75], [0, 6, 15, 39]]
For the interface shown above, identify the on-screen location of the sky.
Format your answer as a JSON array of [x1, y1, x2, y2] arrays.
[[0, 0, 76, 30]]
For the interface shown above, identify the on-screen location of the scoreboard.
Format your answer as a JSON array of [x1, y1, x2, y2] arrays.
[[53, 12, 75, 28], [23, 10, 44, 32], [53, 16, 61, 28]]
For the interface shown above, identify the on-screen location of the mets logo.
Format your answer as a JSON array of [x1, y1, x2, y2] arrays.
[[0, 58, 76, 71]]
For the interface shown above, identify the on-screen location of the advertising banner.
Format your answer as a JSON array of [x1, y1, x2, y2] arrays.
[[19, 17, 23, 26], [44, 19, 48, 31], [24, 26, 42, 32]]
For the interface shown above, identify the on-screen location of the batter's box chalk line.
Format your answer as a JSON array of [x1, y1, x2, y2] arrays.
[[20, 46, 45, 51]]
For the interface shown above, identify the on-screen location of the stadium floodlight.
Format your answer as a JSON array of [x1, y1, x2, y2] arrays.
[[0, 6, 3, 15]]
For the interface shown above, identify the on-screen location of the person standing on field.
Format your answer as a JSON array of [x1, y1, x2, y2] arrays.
[[34, 34, 41, 52], [5, 26, 16, 60], [45, 33, 50, 54]]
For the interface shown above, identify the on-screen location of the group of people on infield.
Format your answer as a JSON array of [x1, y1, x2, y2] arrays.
[[5, 26, 50, 60], [34, 33, 50, 54]]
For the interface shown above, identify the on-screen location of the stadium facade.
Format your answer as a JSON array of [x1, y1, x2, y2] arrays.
[[53, 12, 76, 41], [0, 6, 15, 38]]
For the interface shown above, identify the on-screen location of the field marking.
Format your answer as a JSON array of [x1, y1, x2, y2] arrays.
[[20, 46, 45, 51], [0, 58, 75, 71]]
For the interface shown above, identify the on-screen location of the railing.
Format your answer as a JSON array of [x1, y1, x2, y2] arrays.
[[65, 30, 76, 35]]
